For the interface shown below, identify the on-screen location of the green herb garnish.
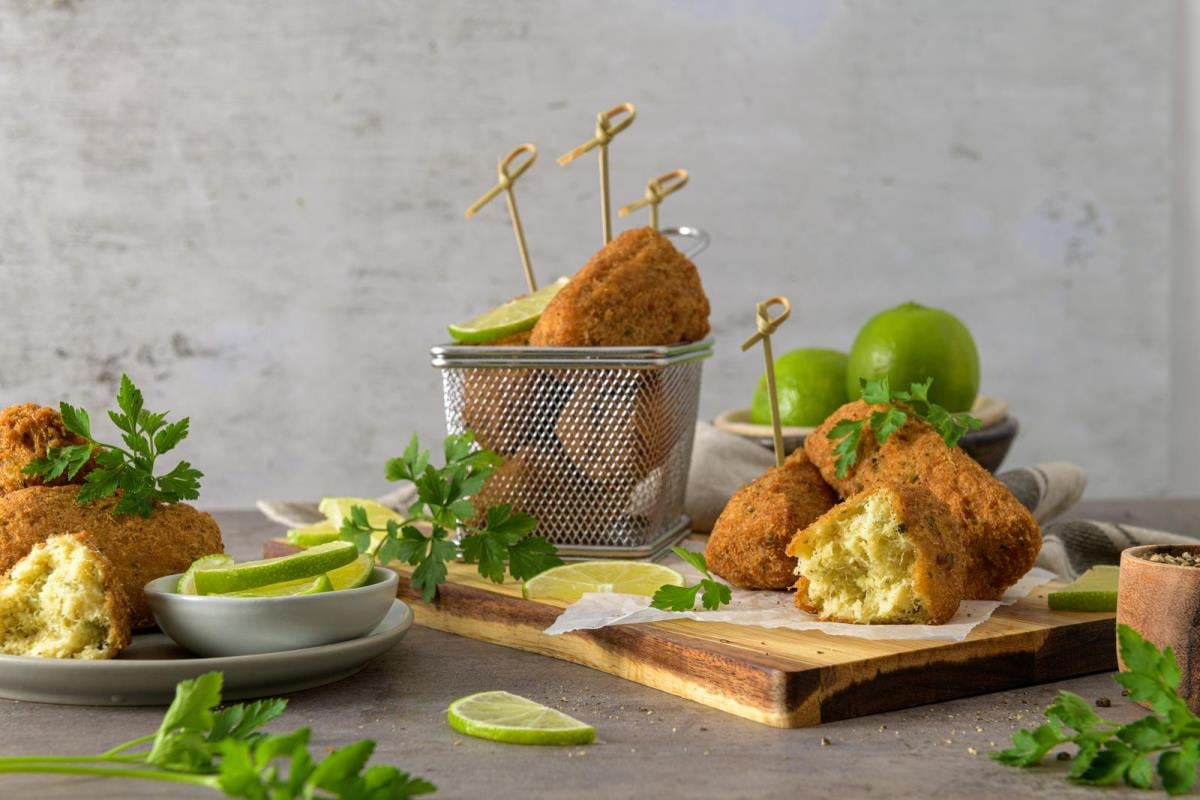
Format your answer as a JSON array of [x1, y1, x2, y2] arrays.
[[827, 377, 981, 479], [338, 432, 562, 603], [0, 671, 435, 799], [650, 547, 732, 611], [995, 624, 1200, 795], [22, 374, 202, 517]]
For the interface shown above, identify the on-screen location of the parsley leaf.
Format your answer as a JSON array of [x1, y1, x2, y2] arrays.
[[21, 374, 203, 517], [340, 434, 561, 602], [827, 377, 982, 479], [995, 624, 1200, 795], [650, 547, 732, 612]]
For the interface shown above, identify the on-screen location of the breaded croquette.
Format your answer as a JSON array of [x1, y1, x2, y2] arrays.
[[0, 532, 131, 659], [785, 484, 966, 625], [0, 403, 95, 496], [529, 227, 710, 347], [705, 449, 837, 589], [804, 400, 1040, 600], [0, 485, 224, 629]]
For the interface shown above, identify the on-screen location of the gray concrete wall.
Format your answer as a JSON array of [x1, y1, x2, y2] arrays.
[[0, 0, 1171, 507]]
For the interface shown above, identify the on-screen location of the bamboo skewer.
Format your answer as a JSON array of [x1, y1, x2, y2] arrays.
[[558, 103, 636, 245], [741, 296, 792, 467], [618, 169, 689, 231], [465, 143, 539, 292]]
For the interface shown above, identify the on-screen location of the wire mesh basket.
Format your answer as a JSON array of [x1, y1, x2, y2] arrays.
[[431, 230, 712, 559], [432, 340, 712, 559]]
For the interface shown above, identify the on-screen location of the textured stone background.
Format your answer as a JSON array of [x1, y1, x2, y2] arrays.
[[0, 1, 1170, 506]]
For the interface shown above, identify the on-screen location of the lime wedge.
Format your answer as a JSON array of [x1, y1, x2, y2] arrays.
[[1048, 565, 1119, 611], [287, 520, 340, 548], [447, 691, 596, 746], [318, 497, 401, 529], [521, 560, 684, 602], [177, 554, 235, 594], [192, 541, 359, 595], [448, 277, 570, 344], [225, 573, 334, 597]]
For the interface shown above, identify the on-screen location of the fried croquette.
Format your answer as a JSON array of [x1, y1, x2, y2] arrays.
[[785, 484, 966, 624], [0, 403, 96, 495], [804, 400, 1040, 600], [529, 227, 710, 347], [0, 532, 132, 659], [705, 449, 837, 589], [0, 485, 224, 628]]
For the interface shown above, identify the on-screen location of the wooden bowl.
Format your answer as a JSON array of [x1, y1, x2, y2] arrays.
[[1118, 545, 1200, 712], [713, 395, 1017, 473]]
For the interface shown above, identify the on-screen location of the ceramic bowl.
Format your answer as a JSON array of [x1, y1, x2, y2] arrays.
[[713, 395, 1018, 473], [1117, 545, 1200, 712], [144, 566, 399, 657]]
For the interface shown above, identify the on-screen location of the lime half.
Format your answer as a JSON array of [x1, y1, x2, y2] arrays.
[[448, 277, 570, 344], [521, 561, 684, 602], [1048, 565, 1119, 612], [447, 691, 596, 746], [192, 541, 359, 595], [177, 554, 235, 595], [226, 573, 334, 597], [287, 520, 340, 548], [318, 497, 401, 529]]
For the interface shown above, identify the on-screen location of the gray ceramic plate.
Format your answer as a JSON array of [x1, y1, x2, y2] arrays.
[[0, 600, 412, 706]]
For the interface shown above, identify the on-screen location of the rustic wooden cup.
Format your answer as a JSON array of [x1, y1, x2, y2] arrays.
[[1117, 544, 1200, 712]]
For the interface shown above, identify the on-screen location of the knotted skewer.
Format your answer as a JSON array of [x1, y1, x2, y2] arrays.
[[558, 103, 636, 245], [741, 296, 792, 467], [618, 169, 689, 231], [465, 143, 539, 292]]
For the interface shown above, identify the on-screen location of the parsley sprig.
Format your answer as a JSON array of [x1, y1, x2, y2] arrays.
[[0, 671, 434, 799], [22, 374, 203, 517], [827, 377, 982, 479], [995, 624, 1200, 795], [339, 433, 562, 603], [650, 547, 732, 611]]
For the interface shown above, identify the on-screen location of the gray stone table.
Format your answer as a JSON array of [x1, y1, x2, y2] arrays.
[[1, 500, 1197, 799]]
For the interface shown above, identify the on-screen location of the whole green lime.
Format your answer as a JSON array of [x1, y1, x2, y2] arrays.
[[846, 301, 979, 412], [750, 348, 849, 427]]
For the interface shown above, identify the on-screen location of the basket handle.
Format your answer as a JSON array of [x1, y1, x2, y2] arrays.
[[661, 226, 711, 259]]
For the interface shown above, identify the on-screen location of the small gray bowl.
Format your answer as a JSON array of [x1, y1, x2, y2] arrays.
[[144, 567, 399, 657]]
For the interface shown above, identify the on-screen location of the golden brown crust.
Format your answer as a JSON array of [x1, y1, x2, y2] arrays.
[[0, 486, 224, 629], [67, 531, 133, 655], [785, 484, 967, 624], [0, 404, 96, 496], [529, 227, 710, 347], [705, 449, 837, 589], [804, 400, 1040, 600]]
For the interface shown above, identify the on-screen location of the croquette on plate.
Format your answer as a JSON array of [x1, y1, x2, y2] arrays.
[[0, 531, 132, 659], [529, 226, 710, 347], [0, 403, 96, 496], [804, 399, 1040, 601], [705, 449, 838, 590], [786, 484, 967, 625], [0, 485, 224, 629]]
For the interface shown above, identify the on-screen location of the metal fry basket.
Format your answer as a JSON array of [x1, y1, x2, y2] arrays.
[[431, 227, 712, 560]]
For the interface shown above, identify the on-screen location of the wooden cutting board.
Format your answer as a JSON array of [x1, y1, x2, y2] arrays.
[[263, 539, 1115, 728]]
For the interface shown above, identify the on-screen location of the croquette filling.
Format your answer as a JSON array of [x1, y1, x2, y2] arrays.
[[793, 493, 927, 623], [0, 536, 115, 659]]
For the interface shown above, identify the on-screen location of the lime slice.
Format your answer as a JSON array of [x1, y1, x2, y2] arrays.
[[192, 541, 359, 595], [287, 520, 340, 548], [225, 573, 334, 597], [1048, 565, 1119, 611], [448, 277, 570, 344], [177, 554, 235, 594], [521, 560, 684, 602], [447, 691, 596, 746]]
